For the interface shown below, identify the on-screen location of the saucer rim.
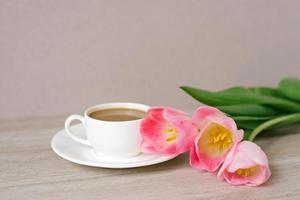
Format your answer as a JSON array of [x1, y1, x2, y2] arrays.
[[51, 124, 177, 169]]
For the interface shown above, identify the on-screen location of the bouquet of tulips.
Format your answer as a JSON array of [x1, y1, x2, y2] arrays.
[[140, 77, 300, 186]]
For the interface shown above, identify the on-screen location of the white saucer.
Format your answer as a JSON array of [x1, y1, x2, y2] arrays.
[[51, 124, 177, 168]]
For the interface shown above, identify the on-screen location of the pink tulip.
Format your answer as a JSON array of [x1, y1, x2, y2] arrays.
[[218, 141, 271, 186], [190, 106, 244, 172], [140, 107, 197, 155]]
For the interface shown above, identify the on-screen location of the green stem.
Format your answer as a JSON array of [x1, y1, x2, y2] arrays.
[[248, 113, 300, 141]]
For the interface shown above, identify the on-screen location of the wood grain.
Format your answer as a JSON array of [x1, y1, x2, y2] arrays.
[[0, 116, 300, 200]]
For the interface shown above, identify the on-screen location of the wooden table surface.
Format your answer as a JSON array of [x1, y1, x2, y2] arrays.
[[1, 116, 300, 200]]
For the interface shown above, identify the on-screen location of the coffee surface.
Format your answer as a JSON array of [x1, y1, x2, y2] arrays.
[[88, 108, 146, 121]]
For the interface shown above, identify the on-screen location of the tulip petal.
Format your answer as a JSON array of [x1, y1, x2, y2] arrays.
[[190, 106, 243, 172], [140, 106, 196, 155], [226, 151, 257, 172], [218, 141, 271, 186], [190, 123, 232, 171], [239, 141, 269, 166], [140, 140, 158, 154], [190, 142, 201, 168], [192, 106, 226, 129], [164, 107, 190, 121]]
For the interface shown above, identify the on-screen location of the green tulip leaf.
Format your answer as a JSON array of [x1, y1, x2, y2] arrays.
[[232, 116, 274, 121], [217, 104, 279, 117], [180, 86, 300, 112], [248, 87, 282, 97], [278, 77, 300, 102]]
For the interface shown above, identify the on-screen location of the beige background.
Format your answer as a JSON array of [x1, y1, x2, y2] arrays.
[[1, 0, 299, 119]]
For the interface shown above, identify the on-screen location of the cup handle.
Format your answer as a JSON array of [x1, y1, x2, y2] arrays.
[[64, 114, 91, 146]]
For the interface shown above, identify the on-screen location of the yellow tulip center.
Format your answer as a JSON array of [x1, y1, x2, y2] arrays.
[[165, 126, 177, 142], [199, 123, 233, 157], [235, 166, 259, 177], [208, 124, 233, 149]]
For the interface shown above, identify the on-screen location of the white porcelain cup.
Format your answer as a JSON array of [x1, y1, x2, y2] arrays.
[[65, 102, 149, 159]]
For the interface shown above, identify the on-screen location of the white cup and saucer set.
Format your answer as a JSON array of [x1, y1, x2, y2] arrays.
[[51, 102, 177, 168]]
